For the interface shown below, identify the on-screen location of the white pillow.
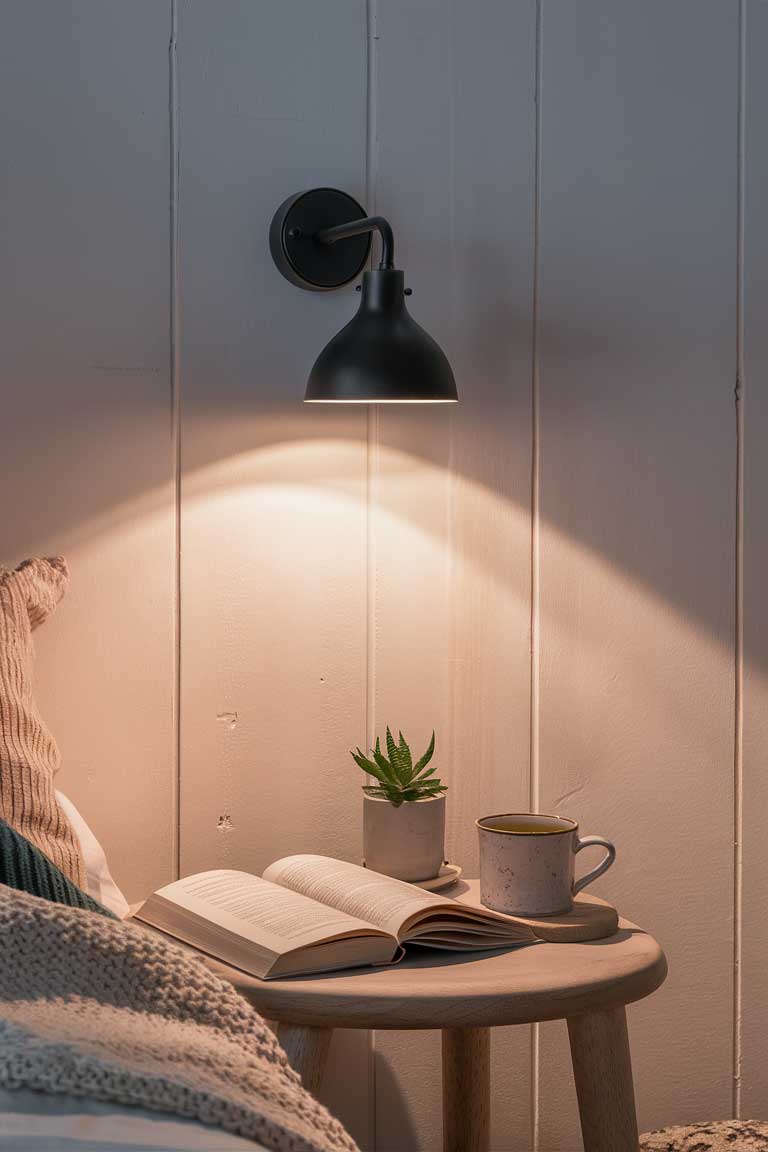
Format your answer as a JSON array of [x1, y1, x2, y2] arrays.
[[55, 791, 130, 919]]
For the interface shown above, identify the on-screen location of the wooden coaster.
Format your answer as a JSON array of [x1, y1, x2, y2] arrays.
[[449, 879, 619, 942]]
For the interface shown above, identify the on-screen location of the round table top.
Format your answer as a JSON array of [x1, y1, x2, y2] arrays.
[[208, 917, 667, 1030]]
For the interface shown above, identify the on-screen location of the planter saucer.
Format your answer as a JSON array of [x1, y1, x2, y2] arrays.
[[415, 863, 462, 892]]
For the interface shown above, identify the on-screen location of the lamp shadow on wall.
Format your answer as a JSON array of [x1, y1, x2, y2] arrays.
[[31, 412, 746, 810], [14, 358, 741, 680], [14, 364, 746, 758]]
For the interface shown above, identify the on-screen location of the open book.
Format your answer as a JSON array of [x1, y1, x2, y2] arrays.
[[136, 854, 536, 979]]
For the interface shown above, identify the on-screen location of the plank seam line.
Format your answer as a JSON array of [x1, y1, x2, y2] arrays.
[[169, 0, 182, 883], [732, 0, 745, 1119], [529, 2, 544, 1147], [364, 0, 379, 870], [365, 1, 380, 1145]]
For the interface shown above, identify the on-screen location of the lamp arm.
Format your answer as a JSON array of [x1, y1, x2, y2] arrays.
[[315, 215, 395, 271]]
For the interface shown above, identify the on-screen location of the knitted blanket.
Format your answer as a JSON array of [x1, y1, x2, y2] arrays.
[[0, 885, 358, 1152]]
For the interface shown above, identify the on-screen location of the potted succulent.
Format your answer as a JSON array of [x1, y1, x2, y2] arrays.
[[351, 728, 447, 882]]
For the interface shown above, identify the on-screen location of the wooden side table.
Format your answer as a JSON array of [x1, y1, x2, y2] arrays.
[[207, 917, 666, 1152]]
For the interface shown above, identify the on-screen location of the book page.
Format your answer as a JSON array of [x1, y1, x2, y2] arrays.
[[147, 870, 383, 956], [263, 855, 455, 939]]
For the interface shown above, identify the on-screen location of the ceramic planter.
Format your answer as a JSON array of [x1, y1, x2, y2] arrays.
[[363, 793, 446, 882]]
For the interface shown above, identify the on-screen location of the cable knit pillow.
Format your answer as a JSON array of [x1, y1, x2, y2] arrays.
[[0, 558, 84, 886]]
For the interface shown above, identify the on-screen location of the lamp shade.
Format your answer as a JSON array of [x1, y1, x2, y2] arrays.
[[304, 269, 458, 403]]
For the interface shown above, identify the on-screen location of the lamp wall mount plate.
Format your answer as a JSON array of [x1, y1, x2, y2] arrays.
[[269, 188, 372, 291]]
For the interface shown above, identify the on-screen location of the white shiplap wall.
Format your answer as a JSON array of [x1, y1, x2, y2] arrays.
[[1, 2, 765, 1148]]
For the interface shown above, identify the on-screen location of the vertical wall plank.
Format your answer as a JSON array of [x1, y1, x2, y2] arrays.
[[176, 1, 371, 1144], [0, 0, 174, 901], [372, 3, 537, 1148], [370, 4, 454, 1142], [536, 2, 738, 1146], [741, 0, 768, 1120]]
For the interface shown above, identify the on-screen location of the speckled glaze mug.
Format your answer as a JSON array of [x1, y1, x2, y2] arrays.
[[477, 813, 616, 917]]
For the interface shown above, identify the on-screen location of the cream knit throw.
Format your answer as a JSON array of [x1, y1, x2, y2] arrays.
[[0, 557, 84, 886], [0, 885, 358, 1152]]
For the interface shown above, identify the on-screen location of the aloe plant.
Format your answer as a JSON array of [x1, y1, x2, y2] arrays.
[[351, 728, 446, 807]]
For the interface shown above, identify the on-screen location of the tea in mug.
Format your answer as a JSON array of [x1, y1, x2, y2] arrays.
[[482, 819, 568, 835]]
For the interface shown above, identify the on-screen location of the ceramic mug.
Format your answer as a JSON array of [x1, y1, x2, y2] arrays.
[[476, 813, 616, 917]]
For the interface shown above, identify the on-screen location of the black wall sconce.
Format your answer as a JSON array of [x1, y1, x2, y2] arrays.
[[270, 187, 458, 404]]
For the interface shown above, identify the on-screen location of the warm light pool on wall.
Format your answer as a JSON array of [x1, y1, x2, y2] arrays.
[[270, 187, 458, 403]]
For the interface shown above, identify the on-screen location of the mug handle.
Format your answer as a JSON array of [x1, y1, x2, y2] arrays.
[[572, 835, 616, 896]]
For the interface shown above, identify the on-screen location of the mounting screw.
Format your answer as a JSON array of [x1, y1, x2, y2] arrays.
[[404, 288, 413, 296], [356, 284, 362, 291], [288, 227, 302, 239]]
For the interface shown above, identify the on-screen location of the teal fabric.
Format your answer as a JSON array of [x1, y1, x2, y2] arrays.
[[0, 819, 115, 918]]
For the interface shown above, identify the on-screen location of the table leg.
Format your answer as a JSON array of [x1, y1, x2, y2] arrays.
[[442, 1026, 490, 1152], [567, 1006, 639, 1152], [275, 1023, 333, 1095]]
